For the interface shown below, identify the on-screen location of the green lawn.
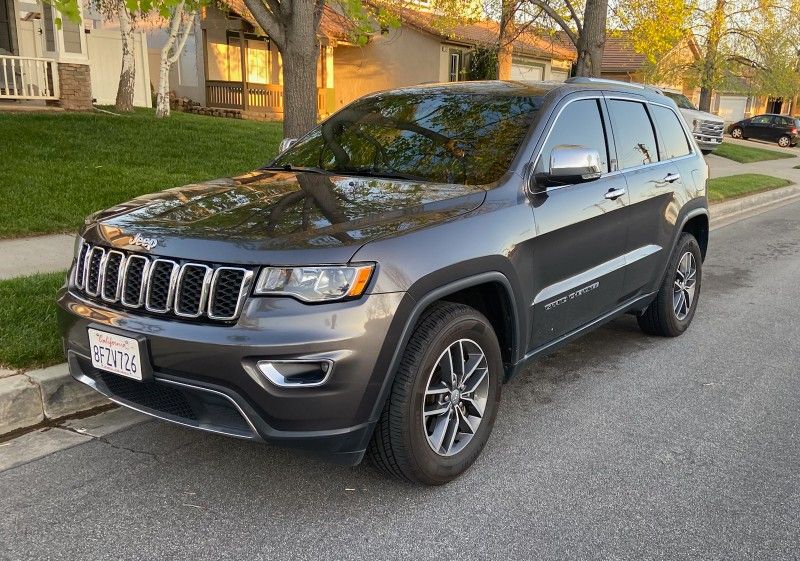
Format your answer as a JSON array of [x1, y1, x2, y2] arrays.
[[0, 109, 282, 238], [714, 142, 796, 163], [0, 271, 67, 369], [707, 173, 792, 202]]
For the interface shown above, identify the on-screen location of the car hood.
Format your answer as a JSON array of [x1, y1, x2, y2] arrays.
[[678, 107, 724, 124], [81, 169, 487, 265]]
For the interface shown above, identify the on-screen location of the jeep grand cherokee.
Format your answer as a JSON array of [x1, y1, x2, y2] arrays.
[[58, 78, 709, 485]]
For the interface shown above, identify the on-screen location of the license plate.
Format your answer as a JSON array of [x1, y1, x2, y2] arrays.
[[88, 328, 143, 381]]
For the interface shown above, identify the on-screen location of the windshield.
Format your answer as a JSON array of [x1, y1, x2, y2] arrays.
[[271, 90, 543, 185], [664, 92, 698, 111]]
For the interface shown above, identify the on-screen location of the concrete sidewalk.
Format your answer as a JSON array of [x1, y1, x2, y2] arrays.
[[0, 234, 75, 280]]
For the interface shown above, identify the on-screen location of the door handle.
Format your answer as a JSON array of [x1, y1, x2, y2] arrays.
[[604, 187, 626, 200], [664, 173, 681, 183]]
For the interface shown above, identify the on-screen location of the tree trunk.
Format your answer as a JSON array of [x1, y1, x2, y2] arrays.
[[496, 0, 515, 80], [698, 0, 726, 112], [156, 3, 195, 118], [281, 2, 319, 138], [574, 0, 608, 77], [115, 1, 136, 112]]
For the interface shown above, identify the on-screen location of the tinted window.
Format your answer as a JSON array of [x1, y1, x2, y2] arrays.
[[664, 92, 697, 111], [273, 91, 543, 185], [751, 115, 772, 124], [607, 100, 658, 169], [651, 105, 691, 159], [536, 99, 609, 174]]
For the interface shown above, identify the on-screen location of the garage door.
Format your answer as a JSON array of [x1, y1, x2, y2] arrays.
[[511, 62, 544, 81], [717, 95, 747, 122]]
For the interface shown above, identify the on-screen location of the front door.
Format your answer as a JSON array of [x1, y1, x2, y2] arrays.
[[0, 0, 14, 54], [745, 115, 773, 139], [528, 96, 630, 350]]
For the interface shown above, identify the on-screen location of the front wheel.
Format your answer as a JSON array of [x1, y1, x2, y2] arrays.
[[730, 127, 744, 139], [638, 233, 702, 337], [368, 302, 503, 485]]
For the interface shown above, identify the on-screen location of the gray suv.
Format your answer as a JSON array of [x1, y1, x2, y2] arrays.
[[58, 78, 709, 484]]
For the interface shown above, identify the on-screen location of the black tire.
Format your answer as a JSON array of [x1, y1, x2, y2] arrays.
[[730, 127, 744, 139], [638, 233, 702, 337], [368, 302, 503, 485], [701, 149, 713, 155]]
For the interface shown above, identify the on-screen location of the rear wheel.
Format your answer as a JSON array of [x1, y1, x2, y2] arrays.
[[368, 302, 502, 485], [778, 135, 791, 148], [638, 233, 702, 337], [730, 127, 744, 139]]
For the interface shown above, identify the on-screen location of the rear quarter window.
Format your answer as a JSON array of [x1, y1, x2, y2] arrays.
[[650, 105, 692, 160]]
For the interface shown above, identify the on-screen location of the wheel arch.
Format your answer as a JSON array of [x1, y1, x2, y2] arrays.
[[681, 210, 709, 260]]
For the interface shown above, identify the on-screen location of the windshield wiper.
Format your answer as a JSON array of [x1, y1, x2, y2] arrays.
[[262, 164, 330, 175], [340, 170, 427, 182]]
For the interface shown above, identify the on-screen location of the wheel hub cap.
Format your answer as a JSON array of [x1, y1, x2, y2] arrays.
[[422, 339, 490, 457], [673, 251, 697, 321]]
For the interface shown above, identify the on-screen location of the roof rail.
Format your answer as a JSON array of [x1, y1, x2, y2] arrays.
[[565, 77, 647, 90]]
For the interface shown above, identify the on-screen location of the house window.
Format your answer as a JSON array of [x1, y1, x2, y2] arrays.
[[0, 0, 13, 54], [42, 3, 56, 52], [62, 15, 83, 53]]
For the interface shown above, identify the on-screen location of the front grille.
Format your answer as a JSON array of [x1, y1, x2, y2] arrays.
[[73, 243, 253, 322], [698, 120, 724, 138], [97, 371, 197, 420]]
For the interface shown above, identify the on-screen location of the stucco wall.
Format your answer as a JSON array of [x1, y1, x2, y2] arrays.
[[333, 26, 443, 108]]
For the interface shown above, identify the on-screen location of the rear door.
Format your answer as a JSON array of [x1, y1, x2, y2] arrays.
[[527, 95, 630, 349], [607, 97, 695, 299]]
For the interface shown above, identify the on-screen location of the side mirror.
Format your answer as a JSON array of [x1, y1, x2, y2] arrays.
[[548, 145, 603, 181], [278, 137, 298, 154]]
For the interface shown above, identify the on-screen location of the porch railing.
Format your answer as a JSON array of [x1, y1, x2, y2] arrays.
[[0, 55, 60, 100], [206, 81, 333, 115]]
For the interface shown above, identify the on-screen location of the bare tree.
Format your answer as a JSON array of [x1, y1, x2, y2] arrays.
[[155, 0, 198, 117]]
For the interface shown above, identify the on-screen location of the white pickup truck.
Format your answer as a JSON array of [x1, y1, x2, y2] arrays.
[[662, 91, 725, 154]]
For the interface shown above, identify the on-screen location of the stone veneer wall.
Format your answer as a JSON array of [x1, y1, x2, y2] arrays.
[[57, 63, 93, 111]]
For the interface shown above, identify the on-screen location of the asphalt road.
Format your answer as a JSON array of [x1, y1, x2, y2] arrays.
[[2, 202, 800, 561]]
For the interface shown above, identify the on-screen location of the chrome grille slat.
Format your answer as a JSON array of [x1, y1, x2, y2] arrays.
[[71, 243, 252, 322], [101, 251, 125, 302], [85, 247, 105, 297], [145, 259, 180, 313]]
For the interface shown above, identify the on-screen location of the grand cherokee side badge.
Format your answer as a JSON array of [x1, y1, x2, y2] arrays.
[[130, 233, 158, 250]]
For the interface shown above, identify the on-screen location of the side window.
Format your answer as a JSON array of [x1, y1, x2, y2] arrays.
[[751, 115, 771, 125], [536, 99, 609, 174], [607, 100, 658, 169], [651, 105, 691, 160]]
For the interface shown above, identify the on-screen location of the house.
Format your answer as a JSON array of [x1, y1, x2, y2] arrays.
[[333, 7, 575, 108], [0, 0, 151, 110], [593, 32, 798, 122], [173, 0, 575, 120]]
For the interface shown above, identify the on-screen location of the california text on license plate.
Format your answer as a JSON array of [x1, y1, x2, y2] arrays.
[[88, 328, 143, 381]]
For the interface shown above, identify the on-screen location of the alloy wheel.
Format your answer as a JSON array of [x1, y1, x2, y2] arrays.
[[673, 251, 697, 321], [731, 128, 742, 138], [422, 338, 490, 457], [779, 136, 790, 147]]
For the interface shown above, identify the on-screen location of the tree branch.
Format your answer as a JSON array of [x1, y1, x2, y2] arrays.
[[243, 0, 286, 48], [528, 0, 578, 47], [563, 0, 582, 36]]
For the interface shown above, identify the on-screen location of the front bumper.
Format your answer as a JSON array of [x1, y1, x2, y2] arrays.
[[57, 288, 406, 464], [694, 133, 723, 151]]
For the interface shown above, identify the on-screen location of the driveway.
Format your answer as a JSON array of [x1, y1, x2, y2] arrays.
[[2, 202, 800, 561]]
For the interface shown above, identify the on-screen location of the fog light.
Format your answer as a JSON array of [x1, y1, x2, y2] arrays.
[[256, 360, 333, 388]]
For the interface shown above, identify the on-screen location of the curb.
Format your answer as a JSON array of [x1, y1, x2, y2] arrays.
[[0, 364, 109, 436], [1, 183, 799, 438], [709, 183, 800, 229]]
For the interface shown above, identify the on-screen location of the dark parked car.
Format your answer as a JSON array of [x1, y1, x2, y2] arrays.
[[58, 78, 709, 484], [729, 114, 799, 147]]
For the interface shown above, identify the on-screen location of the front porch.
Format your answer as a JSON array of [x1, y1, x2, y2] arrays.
[[200, 1, 337, 120]]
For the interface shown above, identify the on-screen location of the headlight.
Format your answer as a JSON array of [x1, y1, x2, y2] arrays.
[[253, 264, 374, 302], [692, 119, 701, 132]]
